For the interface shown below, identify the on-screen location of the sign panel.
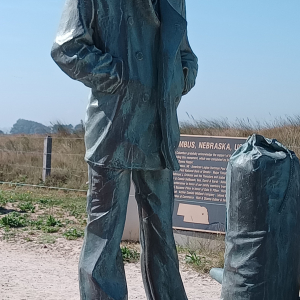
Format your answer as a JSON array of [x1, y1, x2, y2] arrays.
[[173, 135, 247, 233]]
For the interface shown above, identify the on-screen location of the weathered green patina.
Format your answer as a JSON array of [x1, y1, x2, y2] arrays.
[[51, 0, 198, 299], [51, 0, 197, 171], [211, 134, 300, 300]]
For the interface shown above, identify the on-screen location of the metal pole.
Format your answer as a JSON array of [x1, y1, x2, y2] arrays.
[[42, 136, 52, 181]]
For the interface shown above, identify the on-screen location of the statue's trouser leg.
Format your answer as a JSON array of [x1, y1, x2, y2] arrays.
[[79, 165, 130, 300], [132, 169, 188, 300]]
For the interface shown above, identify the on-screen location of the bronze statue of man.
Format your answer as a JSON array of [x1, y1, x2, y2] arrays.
[[51, 0, 198, 298]]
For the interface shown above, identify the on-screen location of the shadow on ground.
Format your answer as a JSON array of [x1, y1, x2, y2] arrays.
[[0, 207, 18, 215]]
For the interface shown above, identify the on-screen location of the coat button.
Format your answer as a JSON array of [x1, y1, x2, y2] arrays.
[[128, 16, 134, 25], [143, 93, 150, 102], [136, 52, 144, 60]]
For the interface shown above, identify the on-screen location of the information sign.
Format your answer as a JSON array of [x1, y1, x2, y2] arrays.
[[172, 135, 247, 233]]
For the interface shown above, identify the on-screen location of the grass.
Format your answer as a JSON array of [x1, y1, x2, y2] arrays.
[[1, 116, 300, 189], [63, 227, 84, 240], [185, 250, 209, 269], [0, 131, 87, 189], [4, 118, 299, 272], [0, 212, 27, 228], [180, 115, 300, 158], [18, 202, 35, 212], [0, 186, 225, 272], [45, 215, 61, 227], [38, 233, 57, 244], [0, 187, 86, 243], [183, 248, 224, 274], [176, 233, 225, 273], [121, 245, 140, 263], [184, 250, 221, 273], [2, 227, 17, 241]]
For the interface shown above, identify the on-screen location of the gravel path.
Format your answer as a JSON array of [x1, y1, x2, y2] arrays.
[[0, 239, 221, 300]]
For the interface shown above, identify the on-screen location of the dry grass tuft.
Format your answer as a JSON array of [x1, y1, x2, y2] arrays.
[[180, 116, 300, 158], [0, 132, 87, 189], [1, 116, 300, 189]]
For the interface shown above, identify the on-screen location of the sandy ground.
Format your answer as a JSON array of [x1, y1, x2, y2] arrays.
[[0, 239, 221, 300]]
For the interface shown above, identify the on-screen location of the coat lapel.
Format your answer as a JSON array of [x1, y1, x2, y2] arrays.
[[159, 0, 186, 62]]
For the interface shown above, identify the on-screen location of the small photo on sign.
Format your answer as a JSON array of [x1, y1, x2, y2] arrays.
[[177, 203, 209, 224]]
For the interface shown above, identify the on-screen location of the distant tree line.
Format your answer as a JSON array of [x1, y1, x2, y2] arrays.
[[5, 119, 84, 135]]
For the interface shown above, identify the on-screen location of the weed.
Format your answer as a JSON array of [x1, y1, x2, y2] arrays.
[[0, 192, 8, 206], [216, 253, 225, 269], [121, 246, 140, 263], [185, 250, 211, 273], [28, 218, 44, 230], [18, 202, 35, 213], [27, 215, 62, 233], [16, 192, 33, 202], [176, 245, 186, 254], [185, 250, 202, 265], [42, 226, 60, 233], [0, 212, 27, 228], [37, 215, 63, 233], [62, 202, 86, 219], [68, 206, 82, 218], [63, 227, 84, 240], [39, 199, 52, 205], [45, 215, 62, 227]]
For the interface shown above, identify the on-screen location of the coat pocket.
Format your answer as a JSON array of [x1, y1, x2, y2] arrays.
[[90, 56, 125, 94]]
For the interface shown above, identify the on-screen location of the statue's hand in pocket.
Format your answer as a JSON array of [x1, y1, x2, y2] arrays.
[[182, 67, 196, 95]]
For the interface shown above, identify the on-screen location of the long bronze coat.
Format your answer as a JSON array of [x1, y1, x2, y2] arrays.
[[51, 0, 198, 171]]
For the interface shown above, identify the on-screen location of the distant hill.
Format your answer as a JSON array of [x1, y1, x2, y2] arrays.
[[0, 127, 10, 134], [10, 119, 51, 135], [8, 119, 85, 135], [0, 130, 4, 135]]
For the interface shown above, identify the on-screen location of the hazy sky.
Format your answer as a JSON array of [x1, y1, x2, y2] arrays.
[[0, 0, 299, 131]]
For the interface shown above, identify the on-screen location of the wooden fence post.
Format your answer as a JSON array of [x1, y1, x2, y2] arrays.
[[42, 136, 52, 181]]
